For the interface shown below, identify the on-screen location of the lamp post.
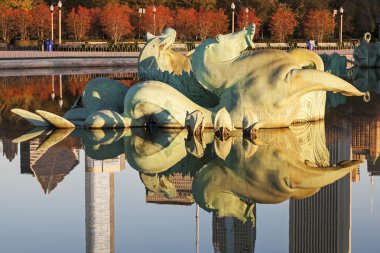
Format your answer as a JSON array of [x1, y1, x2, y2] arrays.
[[339, 7, 344, 43], [231, 2, 235, 33], [245, 7, 249, 28], [333, 9, 337, 39], [58, 1, 62, 45], [153, 6, 157, 35], [50, 5, 54, 41], [138, 7, 146, 39]]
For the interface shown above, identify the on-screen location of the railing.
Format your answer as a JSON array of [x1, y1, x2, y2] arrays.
[[0, 42, 358, 53]]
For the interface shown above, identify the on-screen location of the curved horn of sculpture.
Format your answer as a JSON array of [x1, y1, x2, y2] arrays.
[[288, 69, 369, 100], [288, 48, 324, 70]]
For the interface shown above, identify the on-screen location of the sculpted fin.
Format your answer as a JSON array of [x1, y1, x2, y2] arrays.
[[36, 110, 75, 128], [37, 128, 74, 151], [11, 108, 50, 127]]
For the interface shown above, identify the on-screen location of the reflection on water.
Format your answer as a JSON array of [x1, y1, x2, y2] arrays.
[[0, 69, 138, 125], [1, 68, 380, 252]]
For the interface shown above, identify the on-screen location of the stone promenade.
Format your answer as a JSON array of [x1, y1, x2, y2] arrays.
[[0, 49, 353, 69]]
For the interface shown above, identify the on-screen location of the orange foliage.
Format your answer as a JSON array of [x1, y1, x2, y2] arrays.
[[30, 4, 51, 40], [0, 6, 16, 42], [66, 6, 92, 40], [141, 5, 174, 36], [269, 6, 297, 42], [174, 8, 197, 40], [304, 9, 334, 42], [197, 9, 228, 40], [13, 9, 33, 40], [236, 8, 261, 36], [100, 3, 133, 44]]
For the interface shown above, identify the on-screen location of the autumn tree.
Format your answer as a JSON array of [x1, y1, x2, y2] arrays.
[[13, 9, 32, 40], [141, 5, 174, 36], [30, 4, 51, 40], [0, 6, 15, 42], [304, 9, 334, 42], [197, 9, 228, 40], [66, 6, 92, 41], [236, 8, 261, 35], [100, 3, 133, 44], [174, 8, 197, 40], [269, 5, 297, 42]]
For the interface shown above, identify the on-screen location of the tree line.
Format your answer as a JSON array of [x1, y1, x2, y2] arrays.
[[0, 0, 379, 43]]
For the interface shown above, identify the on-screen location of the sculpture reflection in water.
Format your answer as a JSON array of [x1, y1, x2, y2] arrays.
[[13, 120, 362, 225]]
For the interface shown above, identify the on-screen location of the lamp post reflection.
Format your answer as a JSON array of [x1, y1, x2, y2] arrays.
[[59, 74, 63, 108], [51, 75, 55, 100]]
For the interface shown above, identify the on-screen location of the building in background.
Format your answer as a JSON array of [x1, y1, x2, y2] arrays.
[[212, 212, 256, 253], [20, 137, 80, 194], [85, 154, 125, 253], [145, 173, 194, 205]]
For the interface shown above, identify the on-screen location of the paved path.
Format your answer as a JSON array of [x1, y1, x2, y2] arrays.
[[0, 49, 354, 69], [0, 51, 139, 69]]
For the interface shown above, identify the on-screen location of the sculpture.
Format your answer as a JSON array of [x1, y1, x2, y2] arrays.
[[353, 33, 380, 67], [12, 25, 369, 135]]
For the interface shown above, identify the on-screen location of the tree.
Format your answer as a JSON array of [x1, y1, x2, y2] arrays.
[[196, 9, 228, 40], [304, 9, 334, 42], [236, 8, 261, 35], [197, 9, 229, 40], [100, 3, 133, 44], [174, 8, 197, 40], [141, 5, 174, 36], [269, 5, 297, 42], [30, 4, 50, 40], [66, 6, 92, 40], [0, 6, 16, 42], [13, 9, 33, 40]]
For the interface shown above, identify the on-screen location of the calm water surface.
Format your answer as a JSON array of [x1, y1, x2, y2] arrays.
[[0, 67, 380, 253]]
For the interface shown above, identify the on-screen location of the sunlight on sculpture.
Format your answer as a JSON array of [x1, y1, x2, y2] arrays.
[[12, 24, 369, 138]]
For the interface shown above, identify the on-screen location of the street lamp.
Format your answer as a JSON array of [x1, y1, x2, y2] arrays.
[[245, 7, 249, 28], [339, 7, 344, 43], [138, 7, 146, 39], [231, 2, 235, 33], [333, 9, 337, 39], [58, 1, 62, 45], [50, 5, 54, 41], [153, 6, 157, 35]]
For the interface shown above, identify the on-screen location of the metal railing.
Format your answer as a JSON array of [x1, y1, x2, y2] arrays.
[[1, 42, 358, 53]]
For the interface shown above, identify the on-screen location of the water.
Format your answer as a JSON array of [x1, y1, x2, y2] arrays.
[[1, 67, 380, 253]]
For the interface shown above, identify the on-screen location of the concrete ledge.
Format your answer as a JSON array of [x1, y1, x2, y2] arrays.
[[0, 51, 140, 58], [0, 57, 138, 69]]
